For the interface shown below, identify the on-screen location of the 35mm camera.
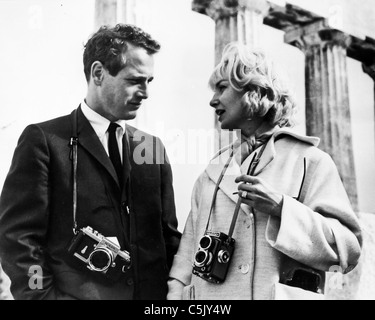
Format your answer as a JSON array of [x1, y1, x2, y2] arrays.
[[68, 226, 131, 278], [192, 231, 235, 284]]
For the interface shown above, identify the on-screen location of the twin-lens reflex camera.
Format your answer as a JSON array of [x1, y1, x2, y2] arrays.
[[192, 231, 235, 284]]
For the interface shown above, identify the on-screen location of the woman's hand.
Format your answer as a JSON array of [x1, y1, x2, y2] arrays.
[[235, 175, 283, 218]]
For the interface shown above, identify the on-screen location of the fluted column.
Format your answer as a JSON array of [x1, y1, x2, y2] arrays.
[[286, 22, 358, 211], [193, 0, 270, 148], [95, 0, 117, 30], [194, 0, 270, 64], [362, 61, 375, 148]]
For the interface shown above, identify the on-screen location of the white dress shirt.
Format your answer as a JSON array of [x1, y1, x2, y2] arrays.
[[80, 100, 126, 163]]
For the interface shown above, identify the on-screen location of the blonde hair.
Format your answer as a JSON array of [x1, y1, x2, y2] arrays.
[[209, 42, 297, 127]]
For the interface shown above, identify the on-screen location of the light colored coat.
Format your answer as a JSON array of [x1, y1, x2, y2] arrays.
[[168, 128, 362, 300]]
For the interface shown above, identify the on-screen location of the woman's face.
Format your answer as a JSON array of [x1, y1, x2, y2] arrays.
[[210, 78, 249, 132]]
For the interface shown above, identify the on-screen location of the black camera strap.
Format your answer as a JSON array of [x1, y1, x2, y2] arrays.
[[228, 144, 266, 238], [70, 109, 79, 235], [205, 146, 235, 232], [206, 143, 266, 238]]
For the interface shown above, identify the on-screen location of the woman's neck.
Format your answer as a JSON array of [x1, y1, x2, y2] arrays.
[[240, 117, 264, 138]]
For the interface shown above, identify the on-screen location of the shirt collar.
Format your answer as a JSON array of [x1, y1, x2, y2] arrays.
[[81, 100, 126, 136]]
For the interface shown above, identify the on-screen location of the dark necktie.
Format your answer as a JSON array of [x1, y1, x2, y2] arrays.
[[107, 122, 123, 186]]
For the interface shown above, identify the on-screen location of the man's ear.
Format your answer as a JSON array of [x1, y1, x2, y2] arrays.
[[91, 61, 105, 86]]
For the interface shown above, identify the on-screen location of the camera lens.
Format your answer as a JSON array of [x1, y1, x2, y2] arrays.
[[194, 250, 212, 268], [88, 248, 112, 272], [199, 236, 212, 250], [218, 250, 230, 264]]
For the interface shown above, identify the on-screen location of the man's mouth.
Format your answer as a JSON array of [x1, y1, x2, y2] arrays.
[[129, 101, 142, 107]]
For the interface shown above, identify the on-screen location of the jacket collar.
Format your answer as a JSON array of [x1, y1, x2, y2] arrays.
[[205, 128, 320, 208]]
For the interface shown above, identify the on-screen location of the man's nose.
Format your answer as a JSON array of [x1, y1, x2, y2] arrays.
[[136, 84, 149, 100]]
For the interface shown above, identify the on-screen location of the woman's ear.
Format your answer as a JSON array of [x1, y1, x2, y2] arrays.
[[91, 61, 104, 86]]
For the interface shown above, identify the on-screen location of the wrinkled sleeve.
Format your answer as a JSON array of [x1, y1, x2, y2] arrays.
[[266, 153, 362, 273]]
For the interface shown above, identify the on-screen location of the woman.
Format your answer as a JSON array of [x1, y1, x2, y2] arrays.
[[167, 43, 362, 300]]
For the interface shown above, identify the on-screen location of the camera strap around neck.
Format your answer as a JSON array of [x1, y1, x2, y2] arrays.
[[206, 143, 267, 239], [70, 109, 79, 235]]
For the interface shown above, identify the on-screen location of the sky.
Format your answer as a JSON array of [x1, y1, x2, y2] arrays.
[[0, 0, 374, 229]]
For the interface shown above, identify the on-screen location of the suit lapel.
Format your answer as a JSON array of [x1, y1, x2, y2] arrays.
[[76, 107, 120, 188]]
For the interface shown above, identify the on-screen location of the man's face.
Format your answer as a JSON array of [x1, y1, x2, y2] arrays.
[[97, 45, 155, 121]]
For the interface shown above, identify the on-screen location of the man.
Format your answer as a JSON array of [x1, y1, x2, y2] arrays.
[[0, 24, 181, 300]]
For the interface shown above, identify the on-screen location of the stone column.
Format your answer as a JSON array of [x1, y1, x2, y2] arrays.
[[94, 0, 118, 30], [195, 0, 270, 64], [286, 21, 359, 211], [363, 59, 375, 146], [193, 0, 270, 148], [363, 63, 375, 152]]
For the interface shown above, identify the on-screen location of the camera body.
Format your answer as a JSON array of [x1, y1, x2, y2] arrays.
[[192, 231, 235, 284], [68, 226, 131, 278]]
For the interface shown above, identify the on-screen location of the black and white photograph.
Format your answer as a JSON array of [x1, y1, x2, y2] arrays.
[[0, 0, 374, 305]]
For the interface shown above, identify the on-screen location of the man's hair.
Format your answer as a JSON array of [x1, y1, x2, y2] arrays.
[[209, 42, 297, 128], [83, 23, 161, 82]]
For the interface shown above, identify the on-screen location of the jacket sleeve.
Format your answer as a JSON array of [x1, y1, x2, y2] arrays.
[[158, 138, 181, 270], [266, 152, 362, 273], [0, 125, 58, 300]]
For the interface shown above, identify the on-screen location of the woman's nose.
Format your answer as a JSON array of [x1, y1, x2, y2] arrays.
[[210, 94, 219, 108]]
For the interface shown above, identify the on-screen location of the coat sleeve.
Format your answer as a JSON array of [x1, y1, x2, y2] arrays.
[[266, 152, 362, 273], [167, 174, 203, 300], [158, 138, 182, 270], [0, 125, 58, 300]]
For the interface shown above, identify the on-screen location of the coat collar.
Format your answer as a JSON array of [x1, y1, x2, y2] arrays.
[[205, 128, 320, 209]]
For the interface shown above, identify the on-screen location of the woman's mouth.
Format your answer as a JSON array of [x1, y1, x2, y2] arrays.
[[216, 110, 225, 119]]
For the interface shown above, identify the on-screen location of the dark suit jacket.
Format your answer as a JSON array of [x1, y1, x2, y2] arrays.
[[0, 106, 181, 300]]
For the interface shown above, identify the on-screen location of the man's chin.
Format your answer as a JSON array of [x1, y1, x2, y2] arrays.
[[123, 112, 137, 121]]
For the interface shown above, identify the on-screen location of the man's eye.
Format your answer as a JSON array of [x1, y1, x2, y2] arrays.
[[127, 79, 139, 84]]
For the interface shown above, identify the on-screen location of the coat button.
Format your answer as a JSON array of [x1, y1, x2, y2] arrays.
[[126, 277, 134, 286], [239, 264, 250, 274]]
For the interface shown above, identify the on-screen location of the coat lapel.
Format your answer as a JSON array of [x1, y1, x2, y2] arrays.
[[206, 147, 255, 216], [76, 107, 120, 187], [206, 140, 276, 204], [206, 147, 239, 203], [205, 128, 320, 216]]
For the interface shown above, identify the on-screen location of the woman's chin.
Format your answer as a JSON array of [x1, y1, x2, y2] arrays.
[[220, 122, 233, 131]]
